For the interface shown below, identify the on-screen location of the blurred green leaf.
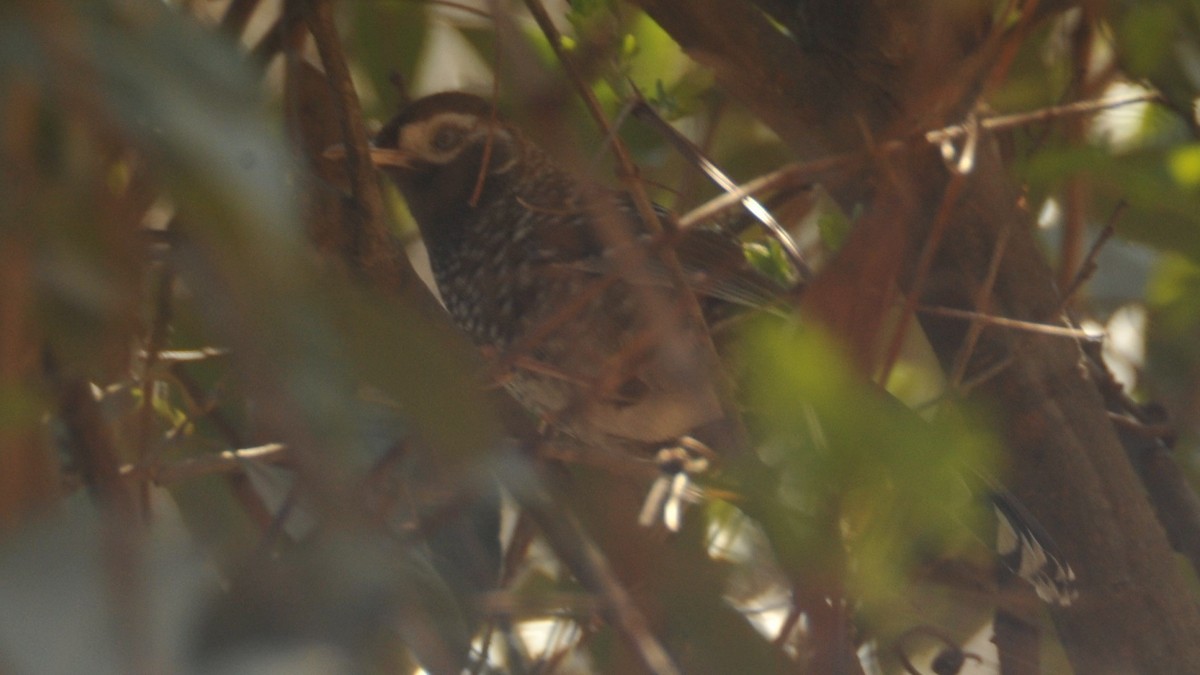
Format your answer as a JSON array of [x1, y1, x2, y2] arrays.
[[1148, 253, 1200, 333], [1024, 144, 1200, 263], [1145, 254, 1200, 405], [1113, 0, 1200, 111], [347, 1, 428, 117], [815, 193, 853, 251], [741, 321, 995, 616], [1119, 4, 1180, 77], [1169, 143, 1200, 186], [569, 0, 616, 16], [743, 239, 797, 287], [987, 17, 1074, 114], [625, 12, 694, 108]]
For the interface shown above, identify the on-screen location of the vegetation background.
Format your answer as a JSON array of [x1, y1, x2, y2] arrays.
[[2, 0, 1200, 673]]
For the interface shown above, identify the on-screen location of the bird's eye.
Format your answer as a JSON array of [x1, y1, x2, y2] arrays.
[[431, 125, 466, 152]]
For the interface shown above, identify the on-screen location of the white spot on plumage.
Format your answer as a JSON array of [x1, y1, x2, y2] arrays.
[[993, 503, 1078, 606]]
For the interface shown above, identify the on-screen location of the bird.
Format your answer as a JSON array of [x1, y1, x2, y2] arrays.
[[369, 91, 782, 453], [367, 90, 1076, 606]]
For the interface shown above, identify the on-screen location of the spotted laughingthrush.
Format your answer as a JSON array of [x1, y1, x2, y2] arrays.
[[370, 91, 780, 454], [366, 91, 1076, 605]]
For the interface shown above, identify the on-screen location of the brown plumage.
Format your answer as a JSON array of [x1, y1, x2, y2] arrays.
[[372, 92, 780, 449]]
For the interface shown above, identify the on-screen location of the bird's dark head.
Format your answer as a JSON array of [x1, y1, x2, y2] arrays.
[[372, 92, 522, 227]]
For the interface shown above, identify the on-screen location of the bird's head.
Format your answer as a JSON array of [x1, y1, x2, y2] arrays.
[[371, 92, 522, 222]]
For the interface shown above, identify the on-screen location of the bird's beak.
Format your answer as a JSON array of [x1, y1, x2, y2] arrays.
[[322, 142, 413, 169], [366, 145, 413, 169]]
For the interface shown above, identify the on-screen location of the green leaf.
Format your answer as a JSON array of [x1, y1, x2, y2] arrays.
[[347, 1, 429, 117], [1024, 144, 1200, 264], [740, 321, 996, 616], [743, 240, 798, 287], [1119, 4, 1180, 77]]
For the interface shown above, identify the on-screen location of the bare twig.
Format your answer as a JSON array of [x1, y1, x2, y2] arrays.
[[51, 372, 150, 674], [678, 92, 1157, 233], [134, 260, 175, 515], [1059, 202, 1124, 307], [120, 443, 290, 485], [916, 305, 1096, 339], [304, 0, 386, 267], [923, 93, 1161, 145], [629, 93, 811, 279], [170, 365, 275, 528], [55, 375, 137, 516], [495, 448, 683, 675], [949, 222, 1013, 389], [877, 171, 967, 384], [680, 155, 854, 229]]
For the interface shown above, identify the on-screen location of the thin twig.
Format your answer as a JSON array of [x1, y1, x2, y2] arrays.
[[134, 260, 175, 515], [50, 372, 149, 673], [468, 78, 502, 207], [629, 92, 811, 279], [521, 0, 750, 457], [672, 96, 726, 209], [916, 305, 1097, 339], [924, 93, 1161, 145], [955, 354, 1016, 399], [982, 0, 1043, 94], [55, 374, 138, 516], [772, 604, 802, 649], [119, 443, 290, 485], [170, 366, 244, 449], [678, 92, 1157, 232], [495, 448, 684, 675], [305, 0, 387, 265], [1059, 201, 1124, 307], [520, 0, 658, 231], [877, 171, 968, 385], [169, 365, 275, 528], [949, 222, 1013, 389], [680, 153, 849, 229]]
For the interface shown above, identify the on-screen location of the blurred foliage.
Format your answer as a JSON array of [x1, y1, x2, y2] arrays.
[[742, 322, 994, 618], [1, 0, 1200, 673]]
